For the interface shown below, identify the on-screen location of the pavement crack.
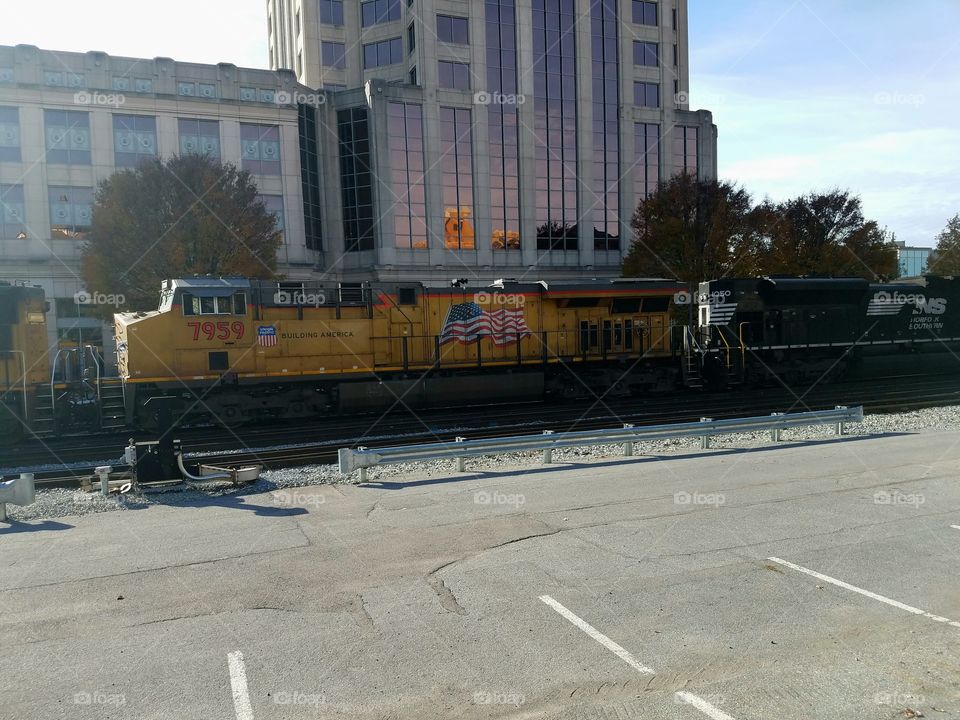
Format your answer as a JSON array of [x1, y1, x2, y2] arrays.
[[426, 575, 467, 615], [350, 592, 375, 630]]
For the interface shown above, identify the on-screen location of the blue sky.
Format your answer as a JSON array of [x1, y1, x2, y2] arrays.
[[2, 0, 957, 247], [690, 0, 960, 247]]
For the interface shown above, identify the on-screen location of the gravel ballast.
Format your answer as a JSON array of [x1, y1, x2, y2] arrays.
[[5, 405, 960, 523]]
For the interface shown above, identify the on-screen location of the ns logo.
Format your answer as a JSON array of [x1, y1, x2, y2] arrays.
[[914, 297, 947, 315]]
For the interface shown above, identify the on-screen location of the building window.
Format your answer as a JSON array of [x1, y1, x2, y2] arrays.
[[438, 60, 470, 89], [338, 108, 375, 252], [533, 2, 578, 251], [178, 81, 196, 97], [0, 107, 20, 162], [49, 186, 93, 239], [322, 42, 347, 69], [178, 119, 221, 158], [113, 115, 157, 168], [258, 88, 276, 103], [634, 81, 660, 107], [258, 194, 285, 241], [407, 23, 415, 52], [387, 102, 427, 249], [437, 15, 469, 44], [409, 66, 418, 85], [674, 126, 698, 176], [635, 122, 660, 206], [320, 0, 344, 26], [324, 83, 347, 92], [295, 9, 301, 36], [363, 38, 402, 68], [633, 41, 659, 67], [361, 0, 401, 27], [240, 87, 257, 101], [672, 8, 678, 28], [487, 0, 520, 251], [298, 104, 323, 251], [591, 0, 620, 252], [633, 1, 658, 25], [0, 185, 26, 240], [134, 78, 153, 93], [240, 124, 281, 175], [44, 110, 91, 165], [439, 107, 474, 250], [113, 77, 130, 91]]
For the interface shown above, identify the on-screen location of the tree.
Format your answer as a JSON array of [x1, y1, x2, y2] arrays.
[[759, 190, 897, 280], [623, 174, 766, 286], [82, 154, 281, 310], [928, 214, 960, 275]]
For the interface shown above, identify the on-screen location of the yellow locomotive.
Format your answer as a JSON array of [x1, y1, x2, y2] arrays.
[[116, 277, 686, 427], [0, 282, 53, 437]]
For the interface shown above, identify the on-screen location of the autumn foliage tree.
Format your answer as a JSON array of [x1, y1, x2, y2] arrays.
[[623, 174, 766, 287], [624, 178, 897, 284], [928, 214, 960, 275], [82, 154, 280, 310], [758, 190, 897, 280]]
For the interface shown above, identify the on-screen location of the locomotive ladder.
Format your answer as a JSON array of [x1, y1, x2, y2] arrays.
[[681, 327, 704, 389]]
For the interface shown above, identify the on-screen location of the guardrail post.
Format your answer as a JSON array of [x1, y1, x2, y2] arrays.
[[769, 412, 785, 442], [542, 430, 555, 464], [359, 467, 368, 483], [0, 473, 36, 522], [700, 418, 713, 449], [623, 424, 634, 456], [96, 466, 112, 497], [455, 437, 466, 472], [835, 405, 847, 436]]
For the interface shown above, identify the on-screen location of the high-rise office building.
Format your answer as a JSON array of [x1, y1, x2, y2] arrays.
[[268, 0, 718, 282]]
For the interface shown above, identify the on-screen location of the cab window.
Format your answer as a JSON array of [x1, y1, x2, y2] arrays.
[[182, 292, 247, 316]]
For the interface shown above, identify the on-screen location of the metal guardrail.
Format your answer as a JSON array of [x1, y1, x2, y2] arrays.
[[338, 406, 864, 481]]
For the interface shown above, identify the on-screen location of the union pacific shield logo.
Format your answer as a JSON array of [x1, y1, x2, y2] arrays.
[[258, 326, 278, 347]]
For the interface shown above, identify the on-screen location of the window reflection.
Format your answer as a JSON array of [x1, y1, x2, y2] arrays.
[[439, 107, 474, 250], [49, 186, 93, 240], [533, 2, 578, 251], [674, 126, 698, 176], [388, 102, 427, 249], [487, 0, 520, 251], [635, 122, 661, 208], [338, 108, 375, 251], [591, 0, 620, 251]]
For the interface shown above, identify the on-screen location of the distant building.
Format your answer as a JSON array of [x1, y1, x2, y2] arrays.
[[0, 44, 319, 352], [895, 241, 931, 277]]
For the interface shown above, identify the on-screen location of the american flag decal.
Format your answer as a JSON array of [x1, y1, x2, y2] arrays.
[[258, 326, 278, 347], [440, 302, 531, 346]]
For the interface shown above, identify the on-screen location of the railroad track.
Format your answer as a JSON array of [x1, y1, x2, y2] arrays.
[[16, 371, 960, 488]]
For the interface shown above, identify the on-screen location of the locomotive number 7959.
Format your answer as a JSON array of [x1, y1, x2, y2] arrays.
[[187, 321, 246, 341]]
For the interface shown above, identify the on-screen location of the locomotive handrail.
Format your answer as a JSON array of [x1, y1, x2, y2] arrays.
[[338, 406, 864, 480]]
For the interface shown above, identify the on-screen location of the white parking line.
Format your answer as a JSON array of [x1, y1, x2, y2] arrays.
[[539, 595, 654, 674], [950, 525, 960, 531], [539, 595, 739, 719], [676, 691, 737, 720], [768, 557, 960, 629], [227, 651, 254, 720]]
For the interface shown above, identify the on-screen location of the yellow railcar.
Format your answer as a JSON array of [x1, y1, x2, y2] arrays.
[[115, 277, 686, 427], [0, 282, 52, 436]]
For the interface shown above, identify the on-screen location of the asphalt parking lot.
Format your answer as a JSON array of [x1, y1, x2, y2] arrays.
[[2, 430, 959, 719]]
